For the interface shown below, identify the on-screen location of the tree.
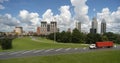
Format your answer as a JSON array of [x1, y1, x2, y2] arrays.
[[103, 32, 115, 41], [101, 35, 108, 41], [48, 33, 54, 40], [115, 35, 120, 44], [86, 33, 102, 44], [60, 31, 71, 43], [72, 28, 83, 43], [56, 32, 61, 42]]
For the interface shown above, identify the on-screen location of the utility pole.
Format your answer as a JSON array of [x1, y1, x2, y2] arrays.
[[53, 17, 56, 43], [54, 24, 56, 42]]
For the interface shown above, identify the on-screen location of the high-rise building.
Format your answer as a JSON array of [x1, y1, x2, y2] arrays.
[[40, 21, 57, 35], [50, 21, 57, 33], [67, 28, 71, 32], [90, 28, 97, 34], [76, 21, 81, 32], [90, 17, 98, 33], [101, 19, 106, 34], [40, 21, 47, 35], [36, 27, 40, 35], [14, 27, 23, 35]]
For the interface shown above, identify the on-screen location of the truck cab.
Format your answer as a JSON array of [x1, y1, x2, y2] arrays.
[[89, 44, 96, 49]]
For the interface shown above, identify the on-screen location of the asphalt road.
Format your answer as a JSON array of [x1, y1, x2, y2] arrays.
[[0, 46, 120, 59]]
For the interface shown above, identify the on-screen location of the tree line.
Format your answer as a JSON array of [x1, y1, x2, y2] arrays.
[[47, 28, 120, 44]]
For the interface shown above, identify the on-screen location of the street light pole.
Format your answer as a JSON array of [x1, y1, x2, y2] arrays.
[[54, 18, 56, 43], [54, 25, 56, 42]]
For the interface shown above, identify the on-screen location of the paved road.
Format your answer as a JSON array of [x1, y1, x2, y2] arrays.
[[0, 46, 120, 59]]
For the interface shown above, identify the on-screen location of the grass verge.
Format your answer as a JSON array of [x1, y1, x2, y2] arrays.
[[0, 37, 87, 52]]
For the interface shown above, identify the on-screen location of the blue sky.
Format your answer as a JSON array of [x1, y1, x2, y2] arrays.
[[87, 0, 120, 19], [0, 0, 120, 33], [1, 0, 71, 17], [1, 0, 120, 18]]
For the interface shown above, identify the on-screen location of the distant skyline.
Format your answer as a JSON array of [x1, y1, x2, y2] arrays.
[[0, 0, 120, 33]]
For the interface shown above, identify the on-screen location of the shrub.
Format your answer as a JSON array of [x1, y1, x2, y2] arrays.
[[0, 37, 13, 50]]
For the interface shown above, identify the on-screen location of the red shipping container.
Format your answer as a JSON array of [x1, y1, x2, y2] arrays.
[[96, 41, 113, 48]]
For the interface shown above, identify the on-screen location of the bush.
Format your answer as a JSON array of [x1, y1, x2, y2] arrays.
[[0, 37, 13, 50]]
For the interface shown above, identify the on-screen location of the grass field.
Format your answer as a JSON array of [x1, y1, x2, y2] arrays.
[[0, 37, 87, 52], [0, 50, 120, 63]]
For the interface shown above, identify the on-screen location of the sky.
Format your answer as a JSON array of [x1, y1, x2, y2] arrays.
[[0, 0, 120, 33]]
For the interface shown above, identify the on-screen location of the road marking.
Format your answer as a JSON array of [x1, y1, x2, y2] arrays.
[[44, 49, 53, 52], [0, 53, 5, 55], [74, 48, 78, 50], [55, 48, 63, 51], [65, 48, 71, 51], [33, 49, 44, 53], [9, 51, 25, 55], [83, 47, 87, 50], [21, 50, 35, 54]]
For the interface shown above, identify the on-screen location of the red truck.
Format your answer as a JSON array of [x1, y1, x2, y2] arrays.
[[89, 41, 114, 49]]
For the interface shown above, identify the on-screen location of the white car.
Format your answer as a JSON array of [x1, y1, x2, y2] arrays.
[[114, 45, 117, 48], [89, 44, 96, 49]]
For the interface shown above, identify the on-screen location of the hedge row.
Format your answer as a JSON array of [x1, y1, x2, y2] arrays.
[[0, 37, 13, 50]]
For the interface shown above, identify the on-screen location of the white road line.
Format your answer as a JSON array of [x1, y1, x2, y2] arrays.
[[9, 51, 25, 55], [33, 49, 44, 53], [21, 50, 34, 54], [74, 48, 78, 50], [83, 47, 87, 50], [44, 49, 53, 52], [0, 53, 5, 55], [65, 48, 71, 51], [55, 48, 63, 51]]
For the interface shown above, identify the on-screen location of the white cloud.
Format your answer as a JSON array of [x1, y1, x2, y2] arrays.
[[97, 7, 120, 33], [71, 0, 90, 32], [0, 4, 5, 9], [19, 10, 40, 26], [57, 5, 72, 31], [42, 9, 54, 23], [0, 14, 20, 32], [42, 5, 72, 31], [0, 14, 20, 26], [19, 10, 40, 32]]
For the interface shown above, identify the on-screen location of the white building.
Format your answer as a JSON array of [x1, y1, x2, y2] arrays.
[[76, 21, 81, 32], [14, 27, 23, 35]]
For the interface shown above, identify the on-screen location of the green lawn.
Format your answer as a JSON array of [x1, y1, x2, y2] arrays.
[[0, 37, 87, 52], [0, 50, 120, 63]]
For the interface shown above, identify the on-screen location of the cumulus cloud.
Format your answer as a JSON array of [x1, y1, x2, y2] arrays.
[[42, 5, 72, 31], [71, 0, 90, 32], [19, 10, 40, 32], [56, 5, 72, 31], [0, 14, 20, 26], [97, 7, 120, 33], [0, 14, 20, 32], [19, 10, 40, 26], [42, 9, 54, 23]]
